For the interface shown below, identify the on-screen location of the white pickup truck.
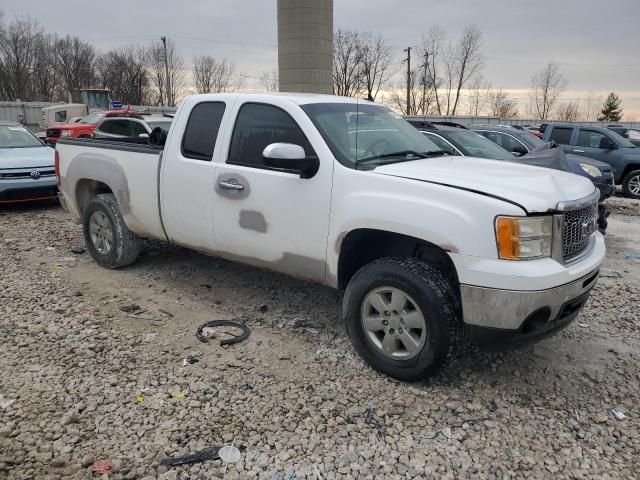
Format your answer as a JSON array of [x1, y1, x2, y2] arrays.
[[56, 93, 605, 381]]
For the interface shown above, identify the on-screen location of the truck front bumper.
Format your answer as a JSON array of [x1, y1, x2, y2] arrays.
[[450, 233, 606, 349], [461, 269, 599, 350]]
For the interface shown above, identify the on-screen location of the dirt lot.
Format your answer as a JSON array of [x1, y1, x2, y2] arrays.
[[1, 197, 639, 480]]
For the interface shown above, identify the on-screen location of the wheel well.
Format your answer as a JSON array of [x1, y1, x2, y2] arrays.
[[621, 163, 640, 181], [337, 229, 460, 291], [75, 179, 113, 214]]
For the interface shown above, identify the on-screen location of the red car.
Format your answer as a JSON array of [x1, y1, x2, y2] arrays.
[[45, 109, 143, 144]]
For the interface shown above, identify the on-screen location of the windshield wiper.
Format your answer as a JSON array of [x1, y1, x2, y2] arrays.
[[356, 150, 429, 164]]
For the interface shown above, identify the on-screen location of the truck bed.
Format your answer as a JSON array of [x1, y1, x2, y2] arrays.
[[56, 138, 167, 241]]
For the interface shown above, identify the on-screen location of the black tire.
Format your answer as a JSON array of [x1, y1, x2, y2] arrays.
[[598, 203, 609, 235], [82, 193, 141, 269], [622, 169, 640, 199], [343, 257, 463, 382]]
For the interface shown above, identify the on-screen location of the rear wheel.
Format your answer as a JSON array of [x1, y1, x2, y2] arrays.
[[622, 169, 640, 199], [82, 193, 141, 269], [344, 258, 463, 381]]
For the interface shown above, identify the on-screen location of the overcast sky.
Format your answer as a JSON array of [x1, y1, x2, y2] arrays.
[[3, 0, 640, 117]]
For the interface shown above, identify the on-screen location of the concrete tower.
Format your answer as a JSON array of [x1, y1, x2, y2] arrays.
[[277, 0, 333, 94]]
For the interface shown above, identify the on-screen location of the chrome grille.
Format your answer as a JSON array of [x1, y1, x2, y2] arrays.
[[562, 202, 598, 259]]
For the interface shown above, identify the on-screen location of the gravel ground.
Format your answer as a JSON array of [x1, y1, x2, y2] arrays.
[[1, 199, 639, 480]]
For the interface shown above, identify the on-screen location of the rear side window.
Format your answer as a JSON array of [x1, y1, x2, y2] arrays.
[[549, 127, 573, 145], [131, 121, 148, 137], [101, 119, 130, 136], [181, 102, 226, 161], [422, 132, 457, 155], [228, 103, 314, 168]]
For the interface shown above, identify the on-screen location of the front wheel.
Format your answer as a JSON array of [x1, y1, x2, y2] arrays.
[[82, 193, 141, 269], [622, 169, 640, 199], [343, 258, 463, 382]]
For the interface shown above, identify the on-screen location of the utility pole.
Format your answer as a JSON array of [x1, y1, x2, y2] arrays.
[[421, 51, 430, 115], [160, 36, 171, 107], [403, 47, 411, 114]]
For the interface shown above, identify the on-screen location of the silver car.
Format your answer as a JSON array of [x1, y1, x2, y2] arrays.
[[0, 122, 57, 204]]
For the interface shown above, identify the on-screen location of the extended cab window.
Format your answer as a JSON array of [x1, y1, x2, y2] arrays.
[[549, 127, 573, 145], [228, 103, 314, 167], [182, 102, 226, 161]]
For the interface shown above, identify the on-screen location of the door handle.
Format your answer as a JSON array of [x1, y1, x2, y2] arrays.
[[218, 180, 245, 191], [573, 149, 585, 153]]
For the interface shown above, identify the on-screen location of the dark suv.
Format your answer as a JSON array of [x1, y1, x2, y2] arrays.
[[472, 124, 615, 201]]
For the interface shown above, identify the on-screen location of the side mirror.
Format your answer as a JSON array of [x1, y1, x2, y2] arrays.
[[138, 133, 149, 138], [599, 137, 616, 149], [512, 146, 528, 156], [262, 143, 319, 178]]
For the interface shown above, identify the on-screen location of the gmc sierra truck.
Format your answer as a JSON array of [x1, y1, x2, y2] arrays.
[[55, 93, 605, 381]]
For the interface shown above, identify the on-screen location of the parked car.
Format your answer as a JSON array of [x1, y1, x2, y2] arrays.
[[93, 115, 173, 139], [0, 122, 57, 204], [543, 124, 640, 198], [45, 109, 144, 145], [56, 93, 604, 381], [472, 125, 616, 200], [411, 121, 613, 233], [607, 125, 640, 147]]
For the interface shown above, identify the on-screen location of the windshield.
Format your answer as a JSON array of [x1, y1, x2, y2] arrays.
[[147, 120, 172, 132], [81, 113, 106, 124], [0, 125, 43, 148], [301, 102, 444, 167], [522, 132, 545, 148], [446, 131, 514, 160]]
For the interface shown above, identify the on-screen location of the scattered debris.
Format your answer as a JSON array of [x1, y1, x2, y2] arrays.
[[578, 322, 590, 328], [624, 253, 640, 260], [89, 459, 112, 474], [612, 409, 627, 421], [120, 304, 142, 314], [135, 394, 144, 403], [70, 245, 87, 254], [159, 447, 220, 467], [600, 269, 622, 278], [196, 320, 250, 346], [182, 355, 200, 366], [158, 308, 174, 318], [218, 445, 241, 463], [0, 394, 16, 409], [199, 284, 212, 289], [258, 304, 268, 314]]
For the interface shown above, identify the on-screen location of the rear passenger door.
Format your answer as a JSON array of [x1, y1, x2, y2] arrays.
[[160, 99, 230, 253], [547, 126, 575, 153], [211, 100, 333, 283]]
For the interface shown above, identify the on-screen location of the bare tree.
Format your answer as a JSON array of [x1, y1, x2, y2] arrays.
[[487, 88, 518, 118], [147, 43, 167, 105], [557, 102, 580, 121], [531, 61, 567, 120], [582, 91, 602, 122], [193, 55, 216, 94], [333, 29, 362, 97], [55, 35, 95, 102], [450, 25, 483, 115], [388, 68, 434, 116], [358, 33, 392, 101], [466, 77, 490, 116], [259, 69, 278, 92], [31, 33, 60, 101], [0, 17, 42, 100], [422, 26, 446, 114], [95, 47, 149, 105], [146, 39, 185, 106]]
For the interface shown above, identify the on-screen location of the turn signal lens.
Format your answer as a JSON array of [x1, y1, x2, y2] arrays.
[[495, 216, 553, 260], [496, 217, 521, 260]]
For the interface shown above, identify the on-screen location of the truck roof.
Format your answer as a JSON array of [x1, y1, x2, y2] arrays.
[[184, 92, 373, 106]]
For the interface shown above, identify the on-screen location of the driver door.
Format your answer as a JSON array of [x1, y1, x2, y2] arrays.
[[212, 100, 333, 283]]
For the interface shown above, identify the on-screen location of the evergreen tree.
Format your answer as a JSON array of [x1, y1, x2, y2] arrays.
[[598, 92, 623, 122]]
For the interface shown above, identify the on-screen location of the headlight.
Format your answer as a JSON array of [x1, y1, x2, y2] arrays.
[[495, 216, 553, 260], [580, 164, 601, 178], [60, 130, 72, 137]]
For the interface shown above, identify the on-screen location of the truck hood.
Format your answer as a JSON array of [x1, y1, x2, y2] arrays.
[[0, 146, 55, 169], [373, 156, 596, 213]]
